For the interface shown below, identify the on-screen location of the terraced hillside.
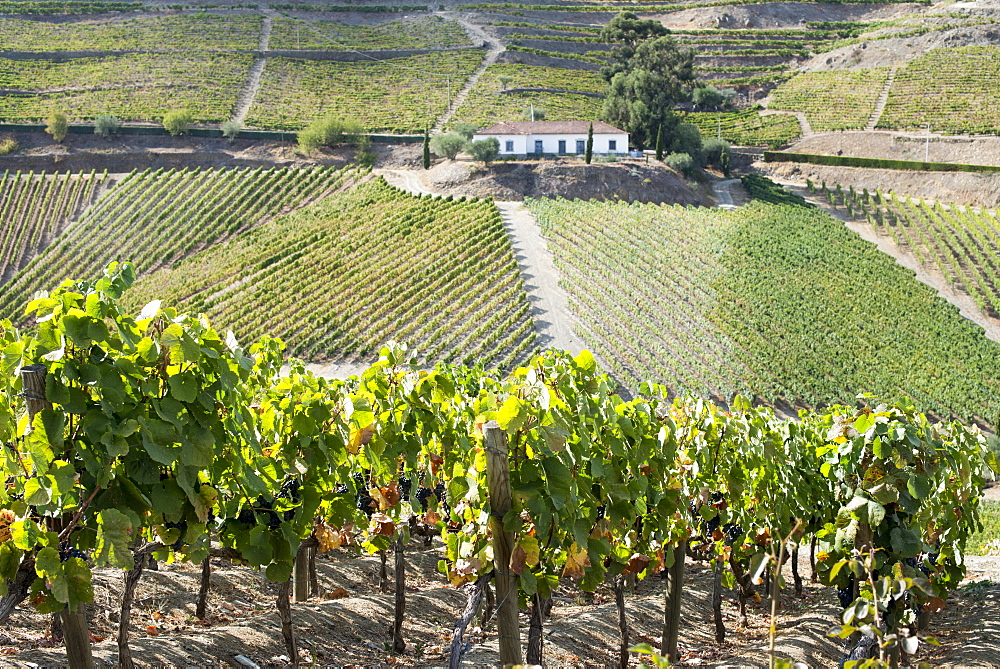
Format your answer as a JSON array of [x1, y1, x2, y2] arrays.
[[0, 165, 363, 317], [528, 177, 1000, 422], [123, 178, 537, 367]]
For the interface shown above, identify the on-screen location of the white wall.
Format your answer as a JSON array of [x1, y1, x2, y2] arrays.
[[474, 132, 629, 155]]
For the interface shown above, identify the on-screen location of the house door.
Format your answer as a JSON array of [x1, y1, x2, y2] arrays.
[[576, 139, 585, 154], [558, 140, 566, 154], [534, 140, 544, 154]]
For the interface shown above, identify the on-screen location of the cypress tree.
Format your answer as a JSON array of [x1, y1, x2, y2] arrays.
[[655, 124, 665, 161], [422, 129, 431, 170], [585, 122, 593, 164]]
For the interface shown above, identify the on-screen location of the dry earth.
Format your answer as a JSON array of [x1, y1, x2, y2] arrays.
[[4, 539, 998, 668]]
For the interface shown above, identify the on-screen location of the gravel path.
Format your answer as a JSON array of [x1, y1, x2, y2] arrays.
[[231, 12, 272, 125], [712, 178, 742, 210], [432, 16, 503, 133], [497, 201, 584, 355]]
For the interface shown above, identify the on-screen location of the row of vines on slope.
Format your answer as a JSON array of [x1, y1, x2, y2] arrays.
[[527, 179, 1000, 423], [0, 262, 994, 668]]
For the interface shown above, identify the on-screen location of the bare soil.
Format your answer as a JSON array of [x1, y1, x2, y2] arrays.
[[4, 540, 998, 668], [652, 1, 918, 30]]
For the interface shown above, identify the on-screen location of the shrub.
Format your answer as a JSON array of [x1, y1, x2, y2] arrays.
[[703, 138, 731, 170], [94, 114, 120, 138], [297, 115, 364, 153], [668, 123, 704, 167], [0, 136, 18, 155], [430, 132, 466, 160], [163, 110, 195, 136], [452, 123, 479, 141], [221, 120, 243, 142], [45, 111, 68, 143], [664, 152, 695, 177], [468, 138, 500, 166]]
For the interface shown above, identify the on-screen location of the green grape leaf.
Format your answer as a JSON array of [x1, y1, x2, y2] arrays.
[[63, 558, 94, 607], [266, 560, 293, 583], [906, 475, 931, 500], [168, 372, 199, 403], [94, 509, 135, 570], [890, 527, 921, 558]]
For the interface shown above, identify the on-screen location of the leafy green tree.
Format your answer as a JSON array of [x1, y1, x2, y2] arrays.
[[600, 11, 669, 77], [655, 124, 665, 161], [585, 122, 593, 164], [163, 110, 195, 137], [429, 131, 466, 160], [45, 111, 68, 143], [664, 151, 694, 177], [221, 120, 243, 142], [452, 123, 479, 141], [498, 75, 512, 90], [297, 115, 364, 153], [422, 128, 431, 169], [93, 114, 119, 139], [703, 137, 731, 173], [600, 36, 695, 149], [668, 122, 704, 167], [468, 137, 500, 166]]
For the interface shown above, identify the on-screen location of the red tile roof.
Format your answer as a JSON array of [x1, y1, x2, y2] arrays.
[[475, 121, 626, 135]]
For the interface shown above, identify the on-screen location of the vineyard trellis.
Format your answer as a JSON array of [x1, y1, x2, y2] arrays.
[[0, 262, 993, 668]]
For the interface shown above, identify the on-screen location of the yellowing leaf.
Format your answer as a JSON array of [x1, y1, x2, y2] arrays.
[[510, 536, 539, 575], [562, 542, 590, 580]]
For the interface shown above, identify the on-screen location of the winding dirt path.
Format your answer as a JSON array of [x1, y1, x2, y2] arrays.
[[432, 16, 503, 133], [231, 12, 272, 125], [712, 177, 742, 210], [761, 108, 812, 137]]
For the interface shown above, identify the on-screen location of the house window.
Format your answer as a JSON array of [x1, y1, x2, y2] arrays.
[[505, 140, 514, 152], [576, 139, 585, 154], [534, 140, 544, 154], [609, 140, 617, 151], [558, 140, 566, 154]]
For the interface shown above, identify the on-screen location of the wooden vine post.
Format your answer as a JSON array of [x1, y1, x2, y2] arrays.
[[660, 541, 686, 663], [483, 421, 522, 666], [294, 541, 310, 603], [21, 364, 95, 669]]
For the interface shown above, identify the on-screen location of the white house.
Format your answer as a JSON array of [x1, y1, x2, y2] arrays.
[[472, 121, 628, 157]]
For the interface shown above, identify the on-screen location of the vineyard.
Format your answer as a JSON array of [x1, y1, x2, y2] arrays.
[[528, 178, 1000, 422], [821, 182, 1000, 320], [0, 170, 107, 281], [268, 16, 471, 51], [449, 63, 604, 128], [122, 178, 537, 367], [0, 52, 251, 123], [766, 67, 891, 131], [244, 50, 484, 132], [0, 165, 360, 319], [685, 109, 800, 148], [0, 13, 263, 52], [0, 267, 995, 668], [877, 46, 1000, 135]]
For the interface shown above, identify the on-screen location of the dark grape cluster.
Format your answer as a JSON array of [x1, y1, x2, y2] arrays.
[[723, 524, 743, 545], [353, 473, 375, 518], [164, 521, 186, 551], [58, 541, 87, 562]]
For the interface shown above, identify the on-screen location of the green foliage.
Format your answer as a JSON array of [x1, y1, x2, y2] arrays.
[[655, 124, 664, 161], [692, 84, 734, 110], [528, 193, 1000, 421], [667, 122, 703, 167], [44, 111, 68, 143], [968, 500, 999, 555], [0, 136, 18, 155], [422, 128, 431, 169], [162, 109, 194, 136], [268, 15, 470, 50], [663, 152, 694, 177], [93, 113, 119, 138], [297, 115, 364, 152], [221, 120, 243, 141], [601, 36, 695, 149], [429, 131, 467, 160], [452, 123, 479, 141], [765, 150, 1000, 174], [703, 138, 731, 171], [585, 122, 593, 164], [742, 174, 810, 207], [468, 137, 500, 166], [521, 105, 545, 122]]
